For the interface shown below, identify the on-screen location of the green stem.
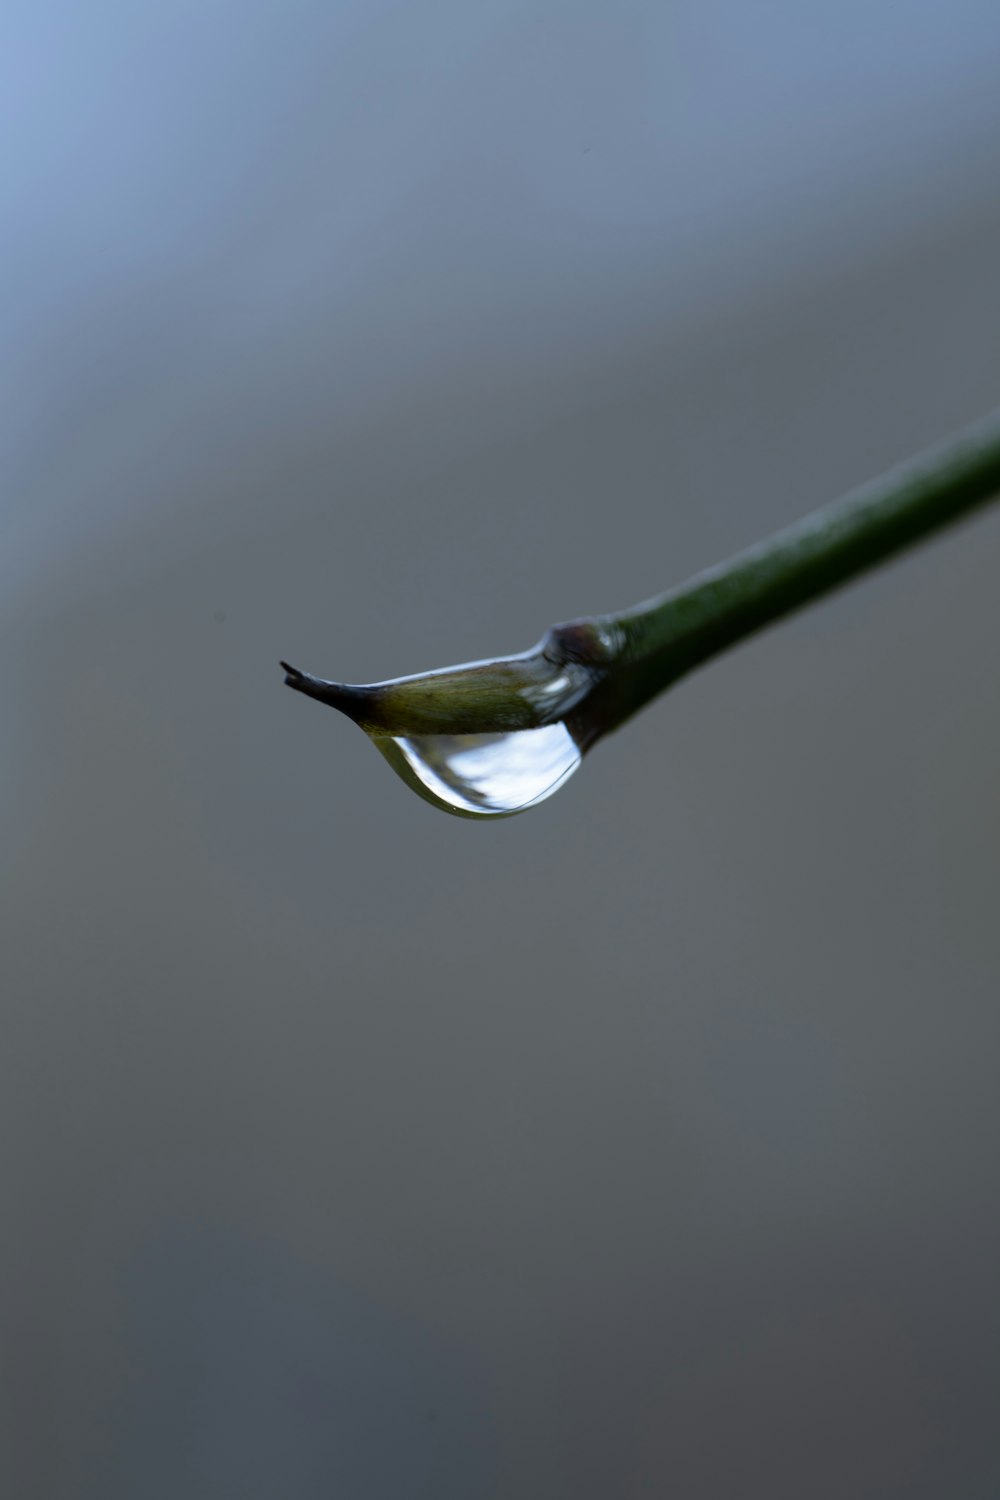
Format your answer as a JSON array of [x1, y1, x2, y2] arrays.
[[600, 408, 1000, 725], [283, 409, 1000, 750]]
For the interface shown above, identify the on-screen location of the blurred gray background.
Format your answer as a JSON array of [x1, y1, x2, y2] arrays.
[[3, 3, 1000, 1496]]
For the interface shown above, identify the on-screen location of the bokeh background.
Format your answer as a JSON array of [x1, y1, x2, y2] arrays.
[[4, 3, 1000, 1496]]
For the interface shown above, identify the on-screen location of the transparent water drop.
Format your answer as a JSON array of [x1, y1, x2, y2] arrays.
[[372, 722, 582, 819]]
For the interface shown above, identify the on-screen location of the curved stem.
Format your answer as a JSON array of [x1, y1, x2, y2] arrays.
[[284, 409, 1000, 752], [599, 408, 1000, 726]]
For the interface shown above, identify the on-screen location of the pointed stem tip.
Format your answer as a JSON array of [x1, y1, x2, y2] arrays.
[[280, 662, 372, 721]]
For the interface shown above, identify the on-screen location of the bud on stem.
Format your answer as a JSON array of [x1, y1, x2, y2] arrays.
[[283, 407, 1000, 806]]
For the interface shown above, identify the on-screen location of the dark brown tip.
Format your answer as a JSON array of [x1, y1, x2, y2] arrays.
[[279, 662, 370, 722]]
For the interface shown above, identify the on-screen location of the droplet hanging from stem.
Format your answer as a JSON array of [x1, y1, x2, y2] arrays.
[[282, 408, 1000, 819]]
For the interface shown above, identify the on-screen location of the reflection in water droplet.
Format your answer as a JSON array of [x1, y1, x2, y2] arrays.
[[373, 722, 582, 818]]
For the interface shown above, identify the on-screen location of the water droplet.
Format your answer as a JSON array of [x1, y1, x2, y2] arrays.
[[372, 722, 582, 818]]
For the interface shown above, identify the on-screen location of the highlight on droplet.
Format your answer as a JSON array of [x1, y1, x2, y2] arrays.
[[372, 723, 582, 818]]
